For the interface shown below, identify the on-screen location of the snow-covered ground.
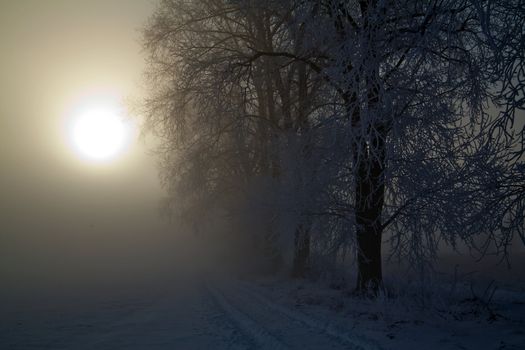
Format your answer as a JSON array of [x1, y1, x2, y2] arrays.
[[247, 276, 525, 350], [2, 272, 524, 349], [1, 276, 375, 349]]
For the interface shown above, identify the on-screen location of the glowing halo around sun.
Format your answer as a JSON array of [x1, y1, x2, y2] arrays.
[[67, 100, 133, 162]]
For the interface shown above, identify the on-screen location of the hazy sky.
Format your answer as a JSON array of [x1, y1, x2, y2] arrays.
[[0, 0, 177, 290]]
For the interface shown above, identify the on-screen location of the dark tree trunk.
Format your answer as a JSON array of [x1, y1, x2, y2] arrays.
[[354, 131, 386, 294], [292, 224, 310, 278]]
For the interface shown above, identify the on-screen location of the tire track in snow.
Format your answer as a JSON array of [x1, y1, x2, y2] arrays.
[[206, 284, 289, 350], [208, 281, 363, 349], [233, 281, 384, 350]]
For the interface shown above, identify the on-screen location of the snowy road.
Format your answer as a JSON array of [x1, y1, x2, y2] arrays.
[[206, 281, 375, 350], [1, 278, 378, 349]]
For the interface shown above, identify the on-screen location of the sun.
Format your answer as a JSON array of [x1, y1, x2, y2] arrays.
[[69, 103, 131, 162]]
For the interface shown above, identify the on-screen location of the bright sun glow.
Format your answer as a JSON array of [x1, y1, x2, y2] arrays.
[[69, 103, 131, 161]]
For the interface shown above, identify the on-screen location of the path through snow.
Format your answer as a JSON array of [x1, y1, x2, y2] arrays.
[[1, 278, 378, 349]]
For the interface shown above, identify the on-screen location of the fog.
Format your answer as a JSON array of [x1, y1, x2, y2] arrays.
[[1, 2, 524, 348], [0, 0, 195, 300], [1, 0, 523, 305]]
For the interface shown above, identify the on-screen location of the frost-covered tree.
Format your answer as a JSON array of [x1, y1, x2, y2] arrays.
[[282, 0, 525, 292], [142, 0, 525, 293], [142, 0, 327, 274]]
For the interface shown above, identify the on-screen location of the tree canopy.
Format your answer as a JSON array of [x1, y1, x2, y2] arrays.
[[142, 0, 525, 293]]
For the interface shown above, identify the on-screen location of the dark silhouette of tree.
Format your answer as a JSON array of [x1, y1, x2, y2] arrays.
[[142, 0, 525, 294]]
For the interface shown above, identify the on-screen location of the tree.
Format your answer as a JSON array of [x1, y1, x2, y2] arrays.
[[261, 0, 525, 293], [142, 0, 328, 274], [142, 0, 525, 294]]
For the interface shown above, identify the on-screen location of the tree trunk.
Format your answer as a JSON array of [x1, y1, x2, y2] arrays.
[[354, 132, 386, 294], [291, 60, 312, 279], [292, 224, 310, 278]]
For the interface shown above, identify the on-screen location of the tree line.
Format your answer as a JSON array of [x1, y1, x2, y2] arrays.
[[142, 0, 525, 294]]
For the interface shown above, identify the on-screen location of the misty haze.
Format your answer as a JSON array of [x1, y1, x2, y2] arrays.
[[1, 1, 524, 349]]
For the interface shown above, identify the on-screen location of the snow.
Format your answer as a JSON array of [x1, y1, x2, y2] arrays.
[[246, 277, 525, 350], [2, 273, 523, 349]]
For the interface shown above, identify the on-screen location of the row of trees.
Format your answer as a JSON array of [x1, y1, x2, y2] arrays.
[[142, 0, 524, 293]]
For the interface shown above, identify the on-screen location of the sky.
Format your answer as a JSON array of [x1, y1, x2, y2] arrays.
[[0, 0, 180, 293]]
